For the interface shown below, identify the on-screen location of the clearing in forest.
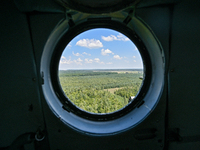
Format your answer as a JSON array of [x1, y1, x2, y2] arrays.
[[104, 87, 124, 94]]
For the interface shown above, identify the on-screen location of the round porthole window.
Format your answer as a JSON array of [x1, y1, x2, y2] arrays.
[[58, 28, 145, 115], [41, 16, 164, 135]]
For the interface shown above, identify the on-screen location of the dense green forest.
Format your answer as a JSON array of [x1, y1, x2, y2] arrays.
[[59, 69, 143, 114]]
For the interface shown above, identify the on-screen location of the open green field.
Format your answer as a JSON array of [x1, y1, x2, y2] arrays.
[[104, 87, 123, 94], [59, 69, 143, 114]]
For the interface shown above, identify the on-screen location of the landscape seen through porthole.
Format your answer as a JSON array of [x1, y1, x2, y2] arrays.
[[59, 28, 143, 114]]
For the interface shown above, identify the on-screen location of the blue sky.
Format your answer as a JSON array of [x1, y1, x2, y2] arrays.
[[59, 28, 143, 70]]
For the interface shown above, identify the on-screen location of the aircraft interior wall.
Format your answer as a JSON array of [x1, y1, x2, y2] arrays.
[[0, 0, 200, 149]]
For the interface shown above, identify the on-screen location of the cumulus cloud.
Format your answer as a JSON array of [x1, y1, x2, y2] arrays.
[[60, 56, 83, 65], [107, 62, 113, 64], [133, 56, 136, 58], [82, 52, 91, 56], [94, 58, 104, 64], [84, 58, 104, 64], [85, 58, 93, 63], [72, 51, 82, 56], [60, 56, 73, 64], [99, 62, 105, 64], [77, 58, 83, 62], [101, 49, 114, 56], [134, 47, 138, 51], [117, 33, 130, 41], [102, 33, 130, 42], [102, 35, 118, 41], [73, 58, 82, 65], [76, 39, 103, 49], [66, 43, 72, 49], [113, 55, 123, 60], [125, 60, 129, 63], [94, 58, 100, 62]]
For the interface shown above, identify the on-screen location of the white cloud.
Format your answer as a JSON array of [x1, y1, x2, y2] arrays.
[[102, 33, 130, 42], [76, 39, 103, 49], [134, 47, 138, 51], [134, 60, 136, 62], [72, 51, 82, 56], [117, 33, 130, 41], [99, 62, 105, 64], [85, 58, 93, 63], [84, 58, 104, 64], [60, 56, 83, 65], [82, 52, 91, 56], [133, 56, 136, 58], [60, 56, 73, 64], [73, 59, 82, 65], [101, 49, 114, 56], [113, 55, 123, 60], [94, 58, 100, 62], [77, 58, 83, 62], [102, 35, 117, 41], [125, 60, 129, 63], [66, 43, 72, 49], [107, 62, 113, 64]]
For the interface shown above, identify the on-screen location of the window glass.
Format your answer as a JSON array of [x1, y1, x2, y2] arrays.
[[58, 28, 143, 114]]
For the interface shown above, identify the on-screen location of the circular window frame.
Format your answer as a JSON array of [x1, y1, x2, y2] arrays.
[[50, 20, 151, 121], [41, 16, 165, 135]]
